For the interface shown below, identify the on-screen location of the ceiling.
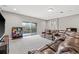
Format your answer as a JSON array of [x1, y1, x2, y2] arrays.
[[0, 5, 79, 20]]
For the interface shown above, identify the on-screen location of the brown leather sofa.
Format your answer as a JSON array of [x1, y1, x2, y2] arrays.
[[56, 32, 79, 54], [28, 32, 79, 54]]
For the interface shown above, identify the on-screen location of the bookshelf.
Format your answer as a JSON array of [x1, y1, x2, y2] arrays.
[[12, 27, 23, 39]]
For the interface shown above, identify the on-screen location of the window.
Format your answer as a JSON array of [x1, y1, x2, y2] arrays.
[[51, 18, 59, 30], [22, 22, 37, 36]]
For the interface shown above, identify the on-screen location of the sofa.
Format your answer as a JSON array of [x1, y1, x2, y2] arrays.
[[28, 31, 79, 54]]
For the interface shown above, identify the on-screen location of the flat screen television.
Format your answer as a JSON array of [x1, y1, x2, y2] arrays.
[[0, 13, 5, 41]]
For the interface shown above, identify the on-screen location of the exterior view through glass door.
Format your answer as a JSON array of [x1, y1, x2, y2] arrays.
[[22, 22, 37, 37]]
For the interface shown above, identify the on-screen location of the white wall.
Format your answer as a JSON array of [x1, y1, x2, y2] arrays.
[[46, 14, 79, 31], [1, 11, 46, 37], [3, 11, 79, 38], [59, 14, 79, 31]]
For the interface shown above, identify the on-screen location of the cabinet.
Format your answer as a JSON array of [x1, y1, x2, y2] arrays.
[[12, 27, 23, 39], [0, 35, 9, 54]]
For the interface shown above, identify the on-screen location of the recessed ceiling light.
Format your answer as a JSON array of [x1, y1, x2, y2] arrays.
[[60, 11, 64, 13], [13, 8, 16, 10], [48, 8, 53, 12]]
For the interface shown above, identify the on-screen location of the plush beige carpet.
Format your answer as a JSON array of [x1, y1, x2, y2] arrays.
[[9, 35, 52, 54]]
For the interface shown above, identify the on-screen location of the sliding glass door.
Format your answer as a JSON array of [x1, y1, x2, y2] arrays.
[[22, 22, 37, 36]]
